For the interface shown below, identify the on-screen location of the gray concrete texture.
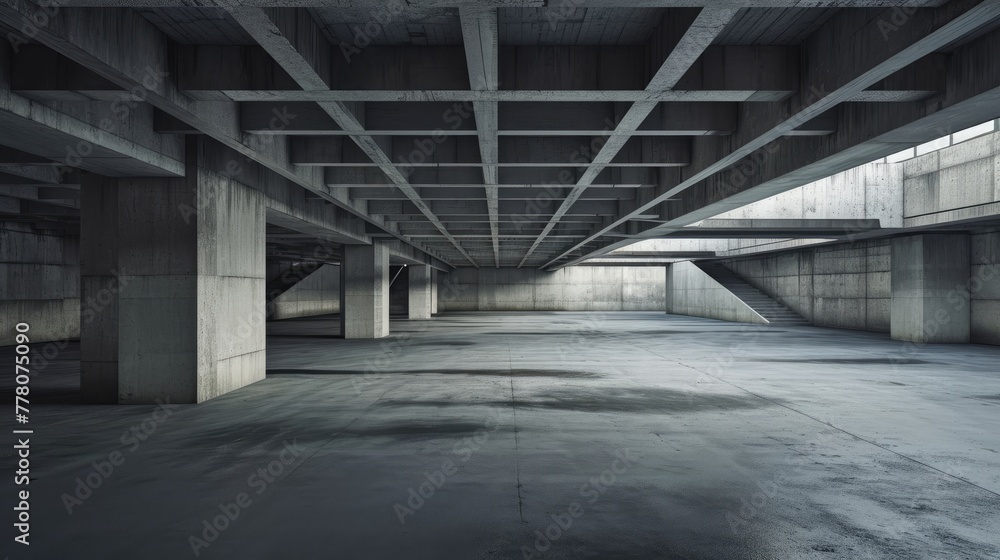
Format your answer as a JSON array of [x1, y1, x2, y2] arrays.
[[341, 244, 390, 338], [666, 261, 767, 324], [891, 234, 971, 344], [723, 239, 892, 333], [971, 228, 1000, 345], [711, 229, 1000, 346], [4, 312, 1000, 559], [903, 132, 1000, 228], [80, 165, 266, 404], [439, 266, 665, 312], [408, 265, 433, 319], [0, 222, 79, 346], [269, 264, 341, 320]]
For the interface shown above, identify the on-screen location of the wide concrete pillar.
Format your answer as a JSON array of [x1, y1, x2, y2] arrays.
[[80, 158, 266, 404], [891, 233, 970, 344], [340, 244, 389, 338], [408, 265, 433, 319]]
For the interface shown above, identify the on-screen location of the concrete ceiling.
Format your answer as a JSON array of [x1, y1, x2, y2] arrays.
[[1, 0, 1000, 269]]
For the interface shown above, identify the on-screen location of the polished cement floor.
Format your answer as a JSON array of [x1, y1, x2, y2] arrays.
[[3, 312, 1000, 559]]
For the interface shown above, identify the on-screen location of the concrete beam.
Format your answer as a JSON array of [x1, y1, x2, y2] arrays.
[[367, 199, 615, 216], [0, 1, 447, 264], [227, 6, 477, 266], [49, 0, 951, 7], [460, 7, 500, 267], [546, 0, 1000, 268], [521, 7, 738, 267], [351, 186, 638, 201]]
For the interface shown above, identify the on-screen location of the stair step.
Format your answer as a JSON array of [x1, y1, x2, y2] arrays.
[[698, 262, 809, 325]]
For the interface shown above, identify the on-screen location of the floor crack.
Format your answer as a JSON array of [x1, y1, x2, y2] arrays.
[[508, 340, 525, 523]]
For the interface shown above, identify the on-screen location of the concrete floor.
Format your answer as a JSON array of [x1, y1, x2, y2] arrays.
[[3, 312, 1000, 559]]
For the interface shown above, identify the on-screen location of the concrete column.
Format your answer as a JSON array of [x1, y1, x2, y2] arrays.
[[408, 265, 433, 319], [430, 268, 439, 315], [891, 233, 971, 344], [340, 244, 389, 338], [80, 157, 266, 404]]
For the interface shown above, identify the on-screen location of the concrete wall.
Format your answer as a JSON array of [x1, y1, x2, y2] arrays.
[[665, 262, 766, 324], [723, 239, 891, 332], [902, 132, 1000, 228], [719, 231, 1000, 345], [898, 130, 1000, 344], [269, 264, 340, 320], [0, 223, 80, 346], [437, 266, 664, 311]]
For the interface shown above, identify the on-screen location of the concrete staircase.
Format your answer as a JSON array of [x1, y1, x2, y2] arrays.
[[265, 261, 318, 302], [696, 262, 810, 325]]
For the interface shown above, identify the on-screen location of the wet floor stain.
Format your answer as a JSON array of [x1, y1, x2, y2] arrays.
[[377, 387, 772, 414], [754, 357, 933, 365], [267, 368, 602, 378], [341, 422, 510, 440], [482, 329, 715, 337], [514, 387, 773, 414]]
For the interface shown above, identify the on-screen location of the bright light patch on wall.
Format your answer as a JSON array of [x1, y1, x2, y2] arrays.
[[885, 147, 915, 163], [952, 121, 995, 143], [875, 118, 998, 163], [916, 136, 951, 156]]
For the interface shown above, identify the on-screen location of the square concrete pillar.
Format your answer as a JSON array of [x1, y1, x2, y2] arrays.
[[891, 233, 971, 344], [80, 155, 266, 404], [408, 265, 433, 319], [431, 268, 439, 315], [340, 244, 389, 338]]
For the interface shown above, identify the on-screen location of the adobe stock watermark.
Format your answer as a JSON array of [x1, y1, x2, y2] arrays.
[[511, 118, 617, 233], [338, 0, 408, 62], [30, 268, 132, 375], [877, 6, 922, 40], [60, 398, 178, 514], [396, 102, 475, 175], [888, 262, 999, 370], [6, 0, 61, 53], [352, 277, 470, 397], [178, 104, 297, 223], [545, 0, 585, 31], [188, 439, 305, 557], [520, 449, 638, 559], [393, 409, 504, 524], [727, 426, 837, 535]]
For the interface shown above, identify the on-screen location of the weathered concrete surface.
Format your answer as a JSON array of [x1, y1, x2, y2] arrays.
[[408, 264, 433, 319], [891, 234, 971, 344], [439, 266, 665, 311], [3, 312, 999, 559], [269, 264, 340, 320], [903, 132, 1000, 228], [971, 228, 1000, 345], [79, 162, 266, 404], [0, 222, 79, 345], [341, 244, 389, 338], [724, 239, 893, 333], [666, 261, 767, 324]]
